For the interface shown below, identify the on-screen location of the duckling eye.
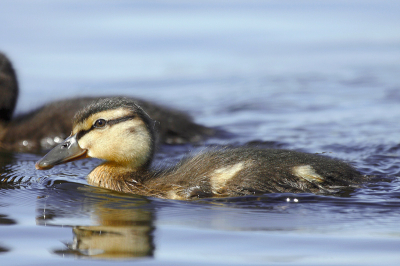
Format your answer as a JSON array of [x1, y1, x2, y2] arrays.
[[94, 119, 107, 128]]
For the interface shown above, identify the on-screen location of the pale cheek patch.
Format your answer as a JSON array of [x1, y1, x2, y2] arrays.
[[78, 134, 92, 150], [292, 165, 324, 183], [79, 119, 151, 168], [210, 162, 245, 192]]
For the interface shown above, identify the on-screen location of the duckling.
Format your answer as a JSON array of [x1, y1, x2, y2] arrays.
[[0, 52, 214, 152], [35, 97, 365, 200]]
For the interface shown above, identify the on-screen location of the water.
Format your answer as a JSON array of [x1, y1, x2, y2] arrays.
[[1, 1, 400, 265]]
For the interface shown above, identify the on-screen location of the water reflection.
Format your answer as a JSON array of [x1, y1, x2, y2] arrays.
[[0, 245, 10, 254], [0, 214, 16, 225], [36, 183, 154, 260], [0, 213, 15, 255], [54, 208, 154, 259]]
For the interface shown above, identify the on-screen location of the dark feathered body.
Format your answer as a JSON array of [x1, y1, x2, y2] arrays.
[[88, 148, 364, 200]]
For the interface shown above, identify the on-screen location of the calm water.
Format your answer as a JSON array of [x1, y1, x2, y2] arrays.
[[1, 1, 400, 265]]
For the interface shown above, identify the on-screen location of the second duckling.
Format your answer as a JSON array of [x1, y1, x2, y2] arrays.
[[35, 97, 365, 200], [0, 52, 214, 152]]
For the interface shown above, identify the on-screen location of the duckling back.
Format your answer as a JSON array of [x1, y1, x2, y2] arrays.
[[144, 148, 363, 199]]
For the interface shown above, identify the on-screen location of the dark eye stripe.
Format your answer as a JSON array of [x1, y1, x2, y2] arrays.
[[76, 115, 136, 140], [107, 115, 136, 126], [77, 128, 91, 140]]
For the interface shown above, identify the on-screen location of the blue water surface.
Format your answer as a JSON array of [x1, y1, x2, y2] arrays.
[[1, 1, 400, 265]]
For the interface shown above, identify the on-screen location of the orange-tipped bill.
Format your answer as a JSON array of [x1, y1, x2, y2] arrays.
[[35, 134, 88, 170]]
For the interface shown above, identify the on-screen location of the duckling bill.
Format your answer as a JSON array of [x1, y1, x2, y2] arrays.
[[36, 97, 365, 200]]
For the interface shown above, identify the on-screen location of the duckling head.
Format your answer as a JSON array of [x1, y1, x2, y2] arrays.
[[35, 97, 156, 171]]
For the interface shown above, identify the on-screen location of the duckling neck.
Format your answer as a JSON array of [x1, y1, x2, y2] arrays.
[[87, 162, 150, 194]]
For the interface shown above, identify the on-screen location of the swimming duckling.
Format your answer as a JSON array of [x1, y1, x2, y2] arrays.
[[0, 52, 214, 151], [35, 97, 365, 200]]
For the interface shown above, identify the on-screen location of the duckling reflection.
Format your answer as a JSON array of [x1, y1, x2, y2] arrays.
[[65, 208, 154, 259], [0, 213, 15, 254], [36, 97, 365, 199], [0, 52, 214, 152], [36, 184, 154, 259]]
